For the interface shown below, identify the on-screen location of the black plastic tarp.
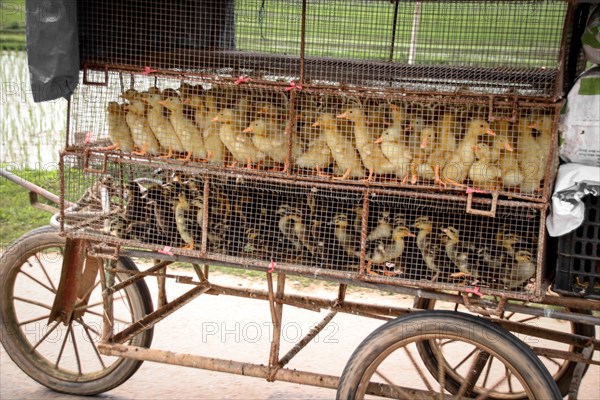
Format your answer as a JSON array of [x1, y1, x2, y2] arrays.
[[26, 0, 79, 103]]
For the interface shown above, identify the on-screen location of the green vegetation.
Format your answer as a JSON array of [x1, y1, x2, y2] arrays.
[[0, 167, 60, 246], [1, 0, 26, 50], [235, 0, 567, 67]]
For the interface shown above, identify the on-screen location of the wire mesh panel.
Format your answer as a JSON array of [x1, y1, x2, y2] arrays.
[[68, 74, 560, 202], [60, 151, 548, 299], [77, 0, 579, 99]]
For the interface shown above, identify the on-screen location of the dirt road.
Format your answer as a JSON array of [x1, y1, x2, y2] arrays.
[[1, 268, 598, 399]]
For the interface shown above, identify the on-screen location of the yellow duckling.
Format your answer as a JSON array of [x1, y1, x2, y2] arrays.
[[410, 126, 437, 184], [101, 102, 135, 152], [519, 115, 553, 194], [366, 225, 415, 276], [517, 117, 543, 194], [124, 98, 161, 156], [500, 250, 536, 289], [201, 94, 227, 164], [375, 127, 413, 182], [244, 118, 301, 171], [442, 119, 495, 186], [144, 93, 185, 158], [212, 109, 266, 169], [295, 133, 333, 174], [418, 113, 458, 186], [160, 96, 207, 161], [332, 213, 361, 259], [469, 142, 501, 190], [414, 216, 443, 281], [313, 113, 364, 179], [338, 108, 395, 180]]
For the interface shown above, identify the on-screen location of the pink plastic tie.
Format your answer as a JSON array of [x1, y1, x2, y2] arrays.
[[158, 246, 174, 256], [285, 81, 303, 91], [268, 258, 276, 273], [466, 187, 488, 194], [466, 286, 483, 297], [141, 66, 158, 75], [84, 131, 94, 143], [234, 76, 251, 85]]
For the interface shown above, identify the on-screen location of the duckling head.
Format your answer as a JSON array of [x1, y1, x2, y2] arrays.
[[243, 119, 267, 135], [493, 135, 513, 152], [472, 142, 493, 161], [468, 119, 495, 137], [107, 101, 124, 115], [413, 216, 432, 230], [120, 88, 140, 102], [514, 250, 533, 262], [212, 109, 235, 124], [336, 108, 365, 122], [392, 226, 415, 240], [332, 213, 349, 228], [375, 127, 402, 144], [502, 233, 521, 248], [441, 226, 460, 242], [160, 96, 183, 112], [312, 113, 337, 129]]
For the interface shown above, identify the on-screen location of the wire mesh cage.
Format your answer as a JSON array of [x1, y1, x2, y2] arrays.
[[68, 71, 560, 201], [60, 151, 549, 299], [77, 0, 585, 99]]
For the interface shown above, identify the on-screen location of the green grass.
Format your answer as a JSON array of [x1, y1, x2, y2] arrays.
[[0, 0, 26, 50], [235, 0, 567, 67], [0, 167, 60, 247]]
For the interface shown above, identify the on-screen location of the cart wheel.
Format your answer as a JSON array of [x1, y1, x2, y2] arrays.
[[337, 311, 561, 400], [414, 297, 594, 399], [0, 226, 154, 395]]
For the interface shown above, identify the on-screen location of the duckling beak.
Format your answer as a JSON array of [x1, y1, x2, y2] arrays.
[[336, 112, 348, 119], [528, 122, 540, 129], [312, 121, 321, 127], [211, 115, 220, 122], [485, 128, 496, 136], [420, 139, 428, 149], [471, 145, 480, 152], [158, 100, 168, 107], [504, 142, 514, 152], [243, 126, 253, 133], [374, 136, 384, 144], [406, 231, 416, 237]]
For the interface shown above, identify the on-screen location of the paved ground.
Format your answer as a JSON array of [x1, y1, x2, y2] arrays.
[[1, 267, 598, 399]]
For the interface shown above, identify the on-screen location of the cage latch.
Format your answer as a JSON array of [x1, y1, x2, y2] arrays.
[[462, 294, 507, 317], [83, 149, 108, 174], [83, 64, 109, 86], [466, 190, 499, 218], [488, 96, 518, 123]]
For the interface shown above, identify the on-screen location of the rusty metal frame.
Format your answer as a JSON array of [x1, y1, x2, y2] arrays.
[[92, 258, 599, 396]]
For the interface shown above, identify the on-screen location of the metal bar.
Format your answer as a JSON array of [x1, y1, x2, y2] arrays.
[[299, 0, 306, 84], [97, 343, 453, 399], [105, 261, 171, 295], [0, 167, 73, 207], [201, 176, 209, 255], [388, 0, 399, 63], [534, 346, 600, 367], [156, 261, 168, 308], [567, 343, 595, 400], [93, 246, 600, 318], [110, 283, 211, 344], [267, 272, 286, 381], [277, 310, 338, 369], [98, 258, 114, 342], [359, 191, 370, 277]]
